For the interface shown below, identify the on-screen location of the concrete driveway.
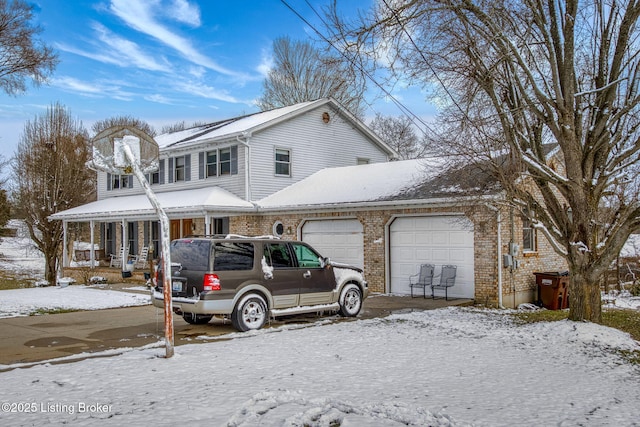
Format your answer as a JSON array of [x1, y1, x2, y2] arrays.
[[0, 286, 472, 369]]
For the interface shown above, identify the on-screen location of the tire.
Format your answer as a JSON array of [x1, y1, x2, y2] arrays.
[[182, 313, 213, 325], [231, 294, 268, 331], [338, 283, 362, 317]]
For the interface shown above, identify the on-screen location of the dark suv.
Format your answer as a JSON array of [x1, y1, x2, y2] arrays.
[[151, 236, 368, 331]]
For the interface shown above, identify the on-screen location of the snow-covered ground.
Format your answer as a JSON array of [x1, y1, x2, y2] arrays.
[[0, 286, 150, 318], [0, 305, 638, 426], [1, 221, 639, 425], [0, 219, 45, 285]]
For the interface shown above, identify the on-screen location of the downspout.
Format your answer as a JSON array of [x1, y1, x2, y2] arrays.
[[236, 132, 252, 202], [485, 204, 505, 309]]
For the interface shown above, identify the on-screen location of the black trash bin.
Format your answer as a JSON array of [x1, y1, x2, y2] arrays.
[[534, 271, 569, 310]]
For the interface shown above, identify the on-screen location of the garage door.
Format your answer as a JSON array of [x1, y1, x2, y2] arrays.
[[390, 216, 475, 298], [301, 219, 364, 269]]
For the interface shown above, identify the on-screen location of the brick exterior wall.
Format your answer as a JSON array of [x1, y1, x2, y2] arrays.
[[101, 203, 566, 308], [229, 204, 566, 307]]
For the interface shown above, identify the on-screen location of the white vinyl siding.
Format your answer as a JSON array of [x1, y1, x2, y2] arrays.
[[249, 107, 389, 200], [96, 147, 246, 201]]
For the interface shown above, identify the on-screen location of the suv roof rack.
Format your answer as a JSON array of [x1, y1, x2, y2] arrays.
[[182, 234, 281, 240]]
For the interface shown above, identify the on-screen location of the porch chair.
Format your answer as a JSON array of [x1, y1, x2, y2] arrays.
[[109, 246, 127, 268], [431, 265, 457, 301], [409, 264, 435, 298], [133, 245, 150, 269]]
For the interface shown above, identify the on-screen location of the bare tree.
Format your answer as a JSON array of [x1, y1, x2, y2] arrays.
[[12, 103, 93, 284], [369, 113, 428, 159], [159, 120, 209, 134], [0, 188, 10, 231], [328, 0, 640, 322], [0, 0, 58, 95], [92, 115, 156, 137], [257, 36, 366, 116]]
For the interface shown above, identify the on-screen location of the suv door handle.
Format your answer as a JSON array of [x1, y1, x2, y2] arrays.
[[303, 271, 311, 279]]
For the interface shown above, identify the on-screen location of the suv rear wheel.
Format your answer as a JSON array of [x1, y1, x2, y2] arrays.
[[338, 284, 362, 317], [232, 294, 267, 331]]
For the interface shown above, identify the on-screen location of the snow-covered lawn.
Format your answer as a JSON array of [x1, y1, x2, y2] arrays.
[[0, 305, 638, 426], [0, 286, 150, 318], [1, 221, 639, 425]]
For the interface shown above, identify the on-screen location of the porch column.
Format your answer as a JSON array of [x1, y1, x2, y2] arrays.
[[62, 221, 68, 269], [90, 220, 95, 269], [122, 219, 128, 273], [205, 214, 211, 235]]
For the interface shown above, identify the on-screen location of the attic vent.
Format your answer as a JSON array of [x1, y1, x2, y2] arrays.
[[322, 112, 330, 123]]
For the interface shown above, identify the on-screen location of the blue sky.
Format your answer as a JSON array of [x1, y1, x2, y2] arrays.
[[1, 0, 436, 157]]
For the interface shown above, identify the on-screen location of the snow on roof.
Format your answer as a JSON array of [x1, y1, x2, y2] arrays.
[[154, 100, 320, 149], [258, 159, 445, 209], [49, 186, 255, 221]]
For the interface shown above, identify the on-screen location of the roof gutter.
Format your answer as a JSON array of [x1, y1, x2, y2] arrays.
[[256, 194, 504, 213]]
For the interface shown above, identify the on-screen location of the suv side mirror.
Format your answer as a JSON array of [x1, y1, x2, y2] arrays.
[[322, 257, 331, 268]]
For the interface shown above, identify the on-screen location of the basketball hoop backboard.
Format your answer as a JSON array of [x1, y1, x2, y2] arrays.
[[88, 125, 159, 174]]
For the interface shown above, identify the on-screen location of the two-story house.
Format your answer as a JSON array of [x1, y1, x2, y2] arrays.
[[52, 98, 568, 308], [52, 98, 397, 263]]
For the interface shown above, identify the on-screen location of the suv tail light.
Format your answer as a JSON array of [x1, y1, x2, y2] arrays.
[[203, 273, 221, 291]]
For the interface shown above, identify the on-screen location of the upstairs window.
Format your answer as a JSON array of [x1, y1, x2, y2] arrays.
[[220, 148, 232, 175], [169, 155, 190, 183], [198, 146, 237, 179], [275, 148, 291, 176], [108, 173, 132, 190], [149, 159, 164, 185], [206, 151, 217, 177], [174, 156, 185, 182]]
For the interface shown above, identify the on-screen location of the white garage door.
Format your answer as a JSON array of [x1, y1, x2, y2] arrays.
[[390, 216, 475, 298], [301, 219, 364, 269]]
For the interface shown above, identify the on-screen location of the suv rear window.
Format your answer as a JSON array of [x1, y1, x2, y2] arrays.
[[171, 239, 211, 271], [213, 242, 254, 271]]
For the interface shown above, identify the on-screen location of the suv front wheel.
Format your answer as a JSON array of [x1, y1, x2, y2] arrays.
[[232, 294, 268, 331], [338, 283, 363, 317]]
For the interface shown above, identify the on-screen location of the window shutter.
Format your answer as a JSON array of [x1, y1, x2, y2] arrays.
[[198, 152, 204, 179], [107, 173, 112, 191], [128, 175, 133, 188], [168, 158, 174, 183], [159, 159, 165, 184], [231, 146, 238, 175], [185, 154, 191, 181]]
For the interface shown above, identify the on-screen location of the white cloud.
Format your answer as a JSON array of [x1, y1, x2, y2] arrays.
[[256, 47, 273, 77], [175, 81, 241, 103], [108, 0, 242, 78], [52, 76, 133, 101], [145, 94, 173, 104], [166, 0, 201, 26]]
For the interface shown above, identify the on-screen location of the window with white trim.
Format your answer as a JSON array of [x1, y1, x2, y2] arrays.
[[275, 148, 291, 176], [109, 174, 132, 190], [174, 156, 185, 182], [206, 151, 217, 177]]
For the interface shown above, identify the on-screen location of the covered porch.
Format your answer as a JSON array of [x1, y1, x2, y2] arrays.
[[50, 186, 256, 274]]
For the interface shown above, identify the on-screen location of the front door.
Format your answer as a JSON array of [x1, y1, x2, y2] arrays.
[[170, 220, 180, 241]]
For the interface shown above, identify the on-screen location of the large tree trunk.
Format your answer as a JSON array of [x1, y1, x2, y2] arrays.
[[44, 253, 57, 285], [567, 261, 602, 323]]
